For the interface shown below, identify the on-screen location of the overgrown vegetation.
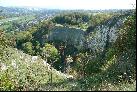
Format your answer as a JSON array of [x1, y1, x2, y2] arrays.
[[0, 9, 136, 91]]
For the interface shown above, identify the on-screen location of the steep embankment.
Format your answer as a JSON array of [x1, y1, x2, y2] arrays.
[[86, 13, 132, 53], [0, 47, 73, 91]]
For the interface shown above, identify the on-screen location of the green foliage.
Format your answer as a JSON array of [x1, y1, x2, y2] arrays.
[[41, 43, 59, 64], [0, 30, 7, 47], [100, 11, 136, 83], [22, 42, 34, 55], [15, 31, 33, 49], [15, 31, 32, 42], [32, 41, 41, 55], [0, 72, 15, 91], [86, 13, 114, 33], [1, 9, 136, 91], [52, 12, 90, 26], [0, 47, 65, 91], [115, 13, 136, 53], [111, 11, 136, 79], [32, 21, 54, 45], [89, 13, 114, 27], [71, 52, 91, 78], [0, 30, 12, 58]]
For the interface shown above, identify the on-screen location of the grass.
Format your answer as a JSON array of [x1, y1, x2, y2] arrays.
[[48, 74, 136, 91], [0, 47, 66, 91]]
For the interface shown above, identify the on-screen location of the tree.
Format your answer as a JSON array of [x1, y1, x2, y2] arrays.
[[41, 43, 59, 64], [22, 42, 33, 55], [15, 31, 33, 49], [33, 41, 41, 55]]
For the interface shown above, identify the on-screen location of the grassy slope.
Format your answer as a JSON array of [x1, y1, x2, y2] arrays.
[[0, 47, 70, 91]]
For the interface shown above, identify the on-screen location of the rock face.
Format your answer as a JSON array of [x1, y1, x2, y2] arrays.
[[86, 14, 129, 53], [48, 13, 131, 53], [48, 27, 85, 50]]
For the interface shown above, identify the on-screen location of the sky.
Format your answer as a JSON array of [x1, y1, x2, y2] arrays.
[[0, 0, 136, 10]]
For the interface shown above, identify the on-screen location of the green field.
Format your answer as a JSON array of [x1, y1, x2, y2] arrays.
[[0, 15, 35, 23], [0, 15, 35, 30]]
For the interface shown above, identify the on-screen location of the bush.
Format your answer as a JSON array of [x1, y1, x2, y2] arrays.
[[41, 43, 59, 64], [22, 42, 34, 55]]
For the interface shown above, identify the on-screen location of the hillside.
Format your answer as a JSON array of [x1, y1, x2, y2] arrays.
[[0, 47, 74, 91]]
